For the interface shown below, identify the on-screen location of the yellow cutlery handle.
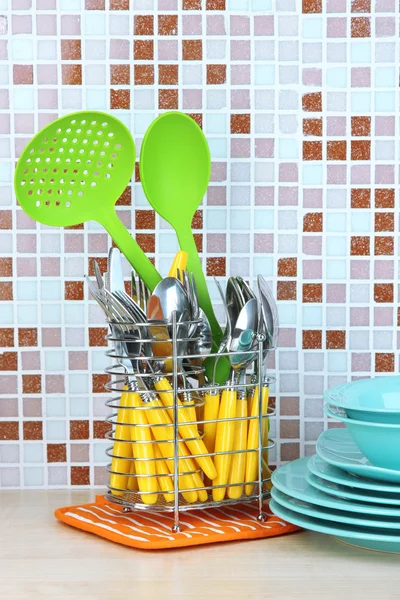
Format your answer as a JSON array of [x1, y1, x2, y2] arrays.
[[168, 250, 188, 279], [155, 378, 217, 480], [129, 392, 158, 505], [109, 390, 134, 497], [212, 389, 237, 502], [143, 397, 198, 503], [203, 390, 220, 454], [127, 461, 138, 491], [227, 397, 248, 499], [154, 444, 174, 502], [245, 385, 270, 496]]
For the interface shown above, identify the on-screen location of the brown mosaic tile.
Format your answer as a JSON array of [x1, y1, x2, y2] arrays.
[[303, 118, 322, 137], [61, 65, 82, 85], [302, 92, 322, 112], [70, 420, 89, 440], [65, 281, 84, 301], [23, 421, 43, 440], [183, 39, 202, 60], [61, 40, 81, 60], [280, 397, 299, 417], [89, 328, 107, 347], [351, 140, 370, 160], [351, 236, 370, 256], [159, 89, 178, 109], [65, 224, 84, 230], [92, 374, 109, 393], [194, 233, 203, 253], [47, 443, 67, 463], [0, 421, 19, 440], [22, 375, 41, 394], [231, 114, 251, 134], [304, 213, 323, 232], [134, 40, 154, 60], [0, 328, 14, 347], [303, 283, 323, 303], [192, 210, 203, 229], [188, 113, 203, 128], [134, 16, 154, 36], [137, 233, 155, 253], [375, 213, 394, 232], [88, 257, 107, 277], [0, 258, 12, 276], [110, 89, 130, 109], [13, 65, 33, 85], [352, 0, 370, 12], [158, 64, 178, 85], [0, 282, 13, 300], [0, 211, 12, 229], [207, 64, 226, 85], [136, 210, 155, 229], [278, 258, 297, 277], [303, 141, 322, 161], [277, 281, 297, 301], [326, 330, 346, 350], [327, 140, 347, 160], [110, 64, 130, 85], [374, 283, 393, 303], [18, 328, 37, 347], [302, 330, 322, 349], [281, 443, 300, 462], [183, 0, 202, 8], [158, 15, 178, 35], [351, 189, 370, 209], [351, 16, 371, 37], [206, 257, 226, 276], [110, 0, 129, 8], [206, 0, 225, 8], [0, 352, 17, 371], [374, 236, 394, 256], [93, 421, 110, 439], [375, 189, 395, 209], [135, 162, 140, 182], [135, 65, 154, 85], [302, 0, 321, 12], [85, 0, 105, 7], [351, 116, 371, 136], [71, 466, 90, 485], [116, 187, 131, 206], [375, 353, 394, 372]]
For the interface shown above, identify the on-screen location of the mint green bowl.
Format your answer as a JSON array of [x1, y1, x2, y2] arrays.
[[325, 403, 400, 471]]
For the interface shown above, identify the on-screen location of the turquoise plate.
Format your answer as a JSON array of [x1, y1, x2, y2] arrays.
[[270, 499, 400, 554], [306, 472, 400, 506], [308, 454, 400, 493], [271, 457, 400, 517], [272, 487, 400, 528], [316, 428, 400, 484]]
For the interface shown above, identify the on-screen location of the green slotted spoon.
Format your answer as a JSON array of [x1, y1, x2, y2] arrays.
[[140, 111, 230, 384], [14, 110, 161, 291]]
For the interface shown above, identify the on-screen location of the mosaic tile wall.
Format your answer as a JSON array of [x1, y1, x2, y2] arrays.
[[0, 0, 399, 489]]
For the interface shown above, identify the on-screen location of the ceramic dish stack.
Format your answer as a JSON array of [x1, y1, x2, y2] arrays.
[[270, 376, 400, 554]]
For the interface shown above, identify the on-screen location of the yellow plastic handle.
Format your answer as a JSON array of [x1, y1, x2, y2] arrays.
[[227, 397, 248, 499], [168, 250, 188, 279], [153, 444, 174, 502], [155, 378, 217, 480], [129, 392, 158, 505], [212, 389, 237, 502], [244, 385, 270, 496], [203, 390, 220, 454], [127, 461, 138, 492], [109, 389, 135, 497]]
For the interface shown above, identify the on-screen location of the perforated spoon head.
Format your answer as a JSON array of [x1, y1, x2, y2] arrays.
[[14, 111, 135, 228]]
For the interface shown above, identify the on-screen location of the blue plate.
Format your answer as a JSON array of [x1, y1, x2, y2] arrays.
[[316, 428, 400, 484], [270, 499, 400, 554], [272, 487, 400, 528], [325, 404, 400, 471], [306, 472, 400, 505], [271, 457, 400, 517], [308, 454, 400, 492]]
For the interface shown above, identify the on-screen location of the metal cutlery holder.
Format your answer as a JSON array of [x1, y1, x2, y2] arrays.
[[103, 313, 275, 531]]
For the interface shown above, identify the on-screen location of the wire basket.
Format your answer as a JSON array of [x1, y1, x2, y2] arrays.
[[103, 313, 275, 532]]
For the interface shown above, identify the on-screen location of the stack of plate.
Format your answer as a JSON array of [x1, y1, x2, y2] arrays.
[[270, 376, 400, 553]]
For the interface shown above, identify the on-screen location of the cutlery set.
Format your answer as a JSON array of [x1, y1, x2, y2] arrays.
[[14, 109, 278, 526]]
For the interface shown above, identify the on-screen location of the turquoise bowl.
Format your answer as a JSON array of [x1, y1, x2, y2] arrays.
[[324, 403, 400, 471], [324, 377, 400, 424]]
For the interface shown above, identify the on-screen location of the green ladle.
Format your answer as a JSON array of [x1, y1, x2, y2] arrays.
[[14, 110, 161, 291], [140, 111, 230, 384]]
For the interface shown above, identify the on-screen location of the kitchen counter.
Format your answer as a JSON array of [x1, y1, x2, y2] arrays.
[[1, 490, 399, 599]]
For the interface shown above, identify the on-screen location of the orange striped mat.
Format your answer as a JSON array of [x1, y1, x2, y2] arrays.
[[55, 495, 301, 550]]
